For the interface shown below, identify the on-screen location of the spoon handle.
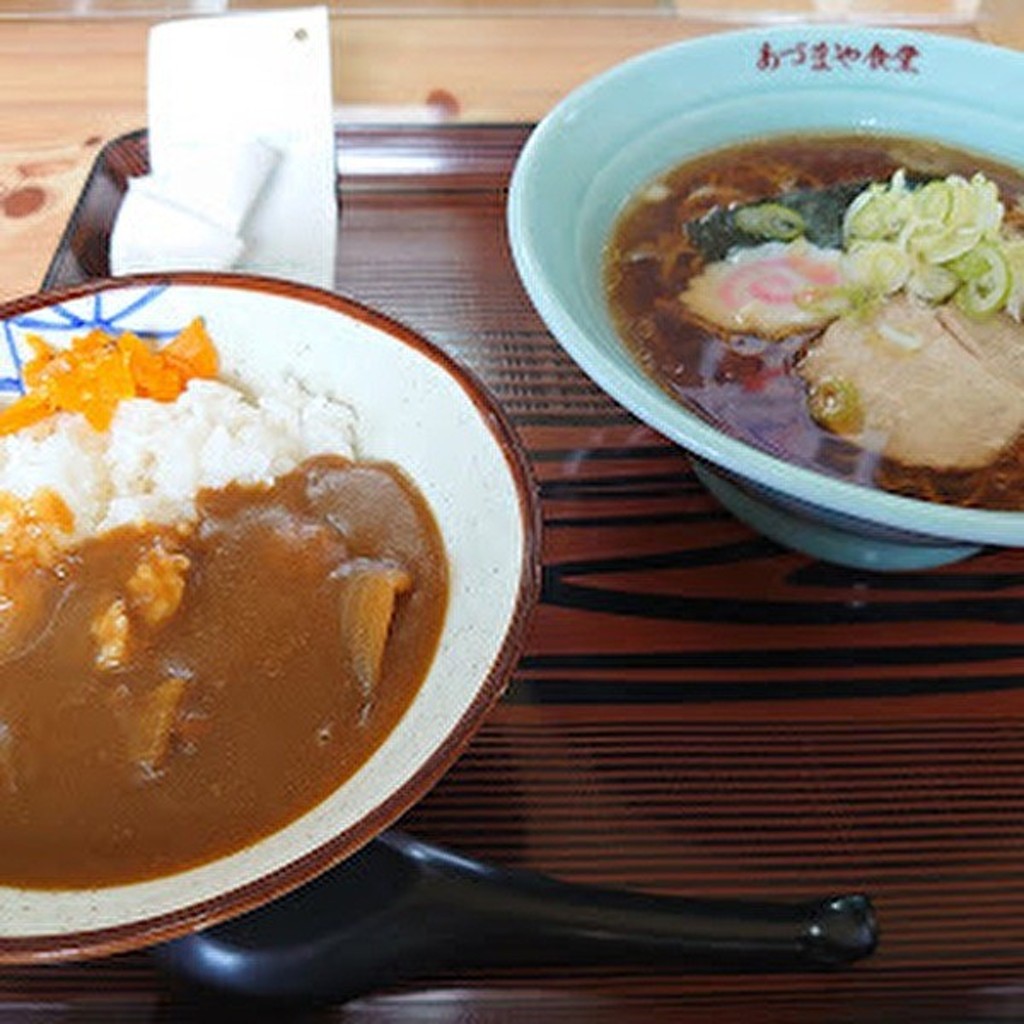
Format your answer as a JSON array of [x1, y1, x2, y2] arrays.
[[394, 832, 877, 970], [155, 831, 877, 1004]]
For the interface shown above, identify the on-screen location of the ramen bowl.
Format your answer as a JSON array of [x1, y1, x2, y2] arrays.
[[0, 273, 540, 961], [508, 25, 1024, 570]]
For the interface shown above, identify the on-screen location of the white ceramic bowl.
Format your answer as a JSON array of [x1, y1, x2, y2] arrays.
[[0, 273, 540, 961], [508, 26, 1024, 570]]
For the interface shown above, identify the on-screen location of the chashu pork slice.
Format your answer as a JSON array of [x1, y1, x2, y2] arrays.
[[937, 305, 1024, 392], [798, 295, 1024, 470]]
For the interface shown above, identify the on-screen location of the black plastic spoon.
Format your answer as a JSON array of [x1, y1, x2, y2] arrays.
[[153, 830, 878, 1005]]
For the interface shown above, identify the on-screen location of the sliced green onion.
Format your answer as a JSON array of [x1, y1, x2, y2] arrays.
[[907, 222, 981, 264], [844, 182, 912, 243], [959, 174, 1004, 236], [875, 322, 925, 353], [807, 377, 864, 435], [912, 180, 954, 224], [951, 242, 1011, 318], [843, 241, 911, 295], [816, 168, 1019, 321], [907, 262, 960, 303], [844, 191, 891, 241], [734, 203, 806, 242]]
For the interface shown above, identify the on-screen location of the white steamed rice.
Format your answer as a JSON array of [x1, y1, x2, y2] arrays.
[[0, 375, 357, 544]]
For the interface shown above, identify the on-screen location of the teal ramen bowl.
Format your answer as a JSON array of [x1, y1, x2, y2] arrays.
[[508, 26, 1024, 570]]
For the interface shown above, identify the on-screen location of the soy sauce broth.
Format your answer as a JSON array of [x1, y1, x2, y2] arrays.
[[604, 134, 1024, 509]]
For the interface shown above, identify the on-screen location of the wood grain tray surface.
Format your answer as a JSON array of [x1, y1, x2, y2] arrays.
[[11, 124, 1024, 1023]]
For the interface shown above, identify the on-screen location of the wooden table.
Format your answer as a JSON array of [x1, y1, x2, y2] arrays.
[[5, 5, 1024, 1022]]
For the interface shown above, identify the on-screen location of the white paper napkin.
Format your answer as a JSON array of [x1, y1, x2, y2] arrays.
[[110, 6, 336, 289]]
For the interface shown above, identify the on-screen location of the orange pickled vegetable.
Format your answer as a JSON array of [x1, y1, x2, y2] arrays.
[[123, 335, 186, 403], [163, 318, 219, 379], [0, 394, 51, 435], [0, 318, 219, 435]]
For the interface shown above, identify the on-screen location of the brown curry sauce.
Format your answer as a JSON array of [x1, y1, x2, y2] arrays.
[[0, 455, 447, 888]]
